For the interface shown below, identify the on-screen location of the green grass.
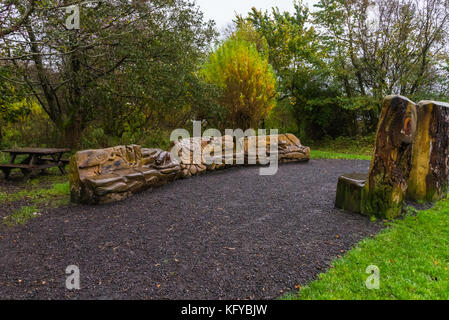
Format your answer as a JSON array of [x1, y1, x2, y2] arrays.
[[1, 176, 70, 226], [0, 152, 9, 164], [0, 153, 29, 164], [311, 150, 371, 161], [299, 135, 449, 299], [2, 182, 69, 205], [309, 134, 375, 157], [308, 135, 374, 160], [3, 205, 40, 226], [282, 199, 449, 300]]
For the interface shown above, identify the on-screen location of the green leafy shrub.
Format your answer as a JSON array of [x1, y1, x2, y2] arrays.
[[201, 29, 277, 130]]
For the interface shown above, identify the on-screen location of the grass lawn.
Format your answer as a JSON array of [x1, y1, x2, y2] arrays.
[[311, 150, 371, 161], [0, 170, 70, 226], [309, 135, 374, 161], [282, 200, 449, 300], [297, 136, 449, 300]]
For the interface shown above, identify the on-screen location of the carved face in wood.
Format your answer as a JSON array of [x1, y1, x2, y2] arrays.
[[381, 95, 417, 148], [400, 102, 417, 144]]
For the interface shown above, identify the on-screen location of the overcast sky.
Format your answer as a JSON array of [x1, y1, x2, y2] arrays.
[[195, 0, 318, 31]]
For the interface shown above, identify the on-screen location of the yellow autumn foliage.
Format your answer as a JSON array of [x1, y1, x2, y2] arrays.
[[201, 36, 276, 129]]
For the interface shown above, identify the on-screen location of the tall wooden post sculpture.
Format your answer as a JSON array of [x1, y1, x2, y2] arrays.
[[407, 100, 449, 202], [335, 95, 417, 219]]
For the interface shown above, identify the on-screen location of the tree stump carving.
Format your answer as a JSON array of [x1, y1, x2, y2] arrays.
[[407, 100, 449, 202], [335, 95, 417, 219]]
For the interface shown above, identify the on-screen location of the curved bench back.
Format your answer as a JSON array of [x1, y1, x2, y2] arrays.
[[407, 100, 449, 202], [363, 95, 417, 218], [336, 95, 418, 219], [69, 145, 143, 203]]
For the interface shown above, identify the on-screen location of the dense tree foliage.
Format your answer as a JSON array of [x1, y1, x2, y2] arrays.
[[1, 0, 448, 149], [0, 0, 216, 147], [0, 66, 30, 144], [242, 3, 348, 139], [242, 0, 449, 140], [201, 28, 276, 130]]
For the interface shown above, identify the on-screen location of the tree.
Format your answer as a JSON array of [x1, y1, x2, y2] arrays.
[[314, 0, 449, 101], [0, 0, 35, 37], [242, 0, 449, 140], [0, 66, 30, 146], [0, 0, 216, 147], [245, 2, 352, 140], [201, 30, 276, 130]]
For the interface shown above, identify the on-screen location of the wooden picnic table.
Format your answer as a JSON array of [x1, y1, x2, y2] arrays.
[[0, 148, 71, 179]]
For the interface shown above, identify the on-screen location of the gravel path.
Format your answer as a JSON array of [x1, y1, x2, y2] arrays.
[[0, 159, 382, 300]]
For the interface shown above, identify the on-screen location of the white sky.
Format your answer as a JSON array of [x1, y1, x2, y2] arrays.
[[195, 0, 318, 30]]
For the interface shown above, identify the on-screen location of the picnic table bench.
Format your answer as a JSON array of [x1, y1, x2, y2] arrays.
[[0, 148, 71, 180]]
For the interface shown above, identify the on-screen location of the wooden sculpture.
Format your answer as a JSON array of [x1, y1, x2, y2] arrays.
[[407, 100, 449, 202], [335, 95, 417, 219]]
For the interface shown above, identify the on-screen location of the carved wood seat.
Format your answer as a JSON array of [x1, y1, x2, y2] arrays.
[[70, 134, 311, 205], [69, 145, 181, 204], [335, 95, 417, 219]]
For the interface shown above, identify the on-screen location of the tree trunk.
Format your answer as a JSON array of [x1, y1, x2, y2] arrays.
[[407, 101, 449, 202], [0, 120, 3, 147], [64, 114, 83, 148]]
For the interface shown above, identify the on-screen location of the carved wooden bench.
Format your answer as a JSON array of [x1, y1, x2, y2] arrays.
[[69, 145, 181, 204], [173, 133, 310, 177], [239, 133, 310, 164], [335, 95, 417, 219], [70, 134, 310, 204]]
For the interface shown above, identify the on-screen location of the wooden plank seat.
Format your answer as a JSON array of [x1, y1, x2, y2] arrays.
[[40, 157, 70, 164], [0, 163, 62, 178], [0, 162, 58, 171], [0, 163, 35, 169], [0, 148, 71, 179], [1, 148, 71, 155]]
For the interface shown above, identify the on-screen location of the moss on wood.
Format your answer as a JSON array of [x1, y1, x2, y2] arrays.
[[336, 95, 417, 219]]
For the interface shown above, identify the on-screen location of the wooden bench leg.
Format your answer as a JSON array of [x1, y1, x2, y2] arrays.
[[56, 164, 66, 175], [50, 153, 67, 175], [1, 168, 11, 180], [20, 168, 32, 180]]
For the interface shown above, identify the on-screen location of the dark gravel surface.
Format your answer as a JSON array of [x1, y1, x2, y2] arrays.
[[0, 159, 383, 300]]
